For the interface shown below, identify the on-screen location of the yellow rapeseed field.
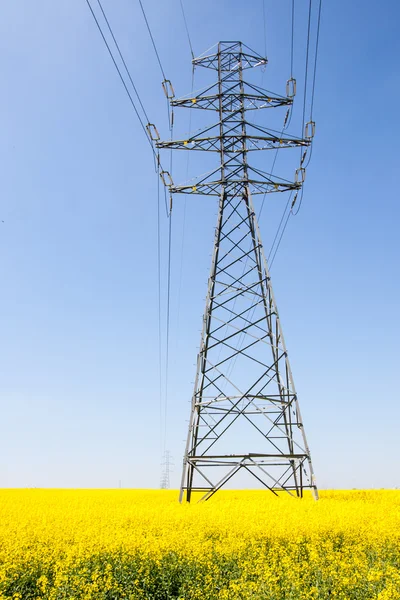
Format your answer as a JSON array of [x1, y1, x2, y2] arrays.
[[0, 490, 399, 599]]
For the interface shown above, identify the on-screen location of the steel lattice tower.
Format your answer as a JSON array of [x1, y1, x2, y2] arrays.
[[157, 42, 318, 502]]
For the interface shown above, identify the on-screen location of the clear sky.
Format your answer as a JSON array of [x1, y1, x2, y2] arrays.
[[0, 0, 399, 490]]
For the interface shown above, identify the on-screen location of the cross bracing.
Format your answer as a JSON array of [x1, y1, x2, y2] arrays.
[[158, 41, 318, 502]]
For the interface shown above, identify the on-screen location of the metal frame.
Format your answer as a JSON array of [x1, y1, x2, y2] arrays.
[[157, 42, 318, 502]]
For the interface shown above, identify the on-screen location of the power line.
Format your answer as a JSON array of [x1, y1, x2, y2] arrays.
[[266, 193, 293, 263], [269, 0, 322, 242], [295, 0, 323, 215], [290, 0, 295, 77], [179, 0, 195, 60], [137, 0, 174, 139], [268, 207, 291, 270], [175, 66, 195, 350], [225, 2, 316, 373], [301, 0, 313, 135], [258, 0, 295, 221], [94, 0, 152, 124], [157, 166, 163, 454], [262, 0, 267, 57], [164, 209, 173, 452], [137, 0, 167, 81], [310, 0, 323, 119], [270, 0, 322, 240], [291, 186, 304, 217], [156, 155, 172, 451], [85, 0, 173, 455], [136, 0, 175, 455], [84, 0, 154, 155]]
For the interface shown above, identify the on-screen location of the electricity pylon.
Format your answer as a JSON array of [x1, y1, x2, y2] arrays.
[[157, 41, 318, 502], [160, 450, 173, 489]]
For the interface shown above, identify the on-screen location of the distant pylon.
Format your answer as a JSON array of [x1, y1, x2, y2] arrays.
[[160, 451, 173, 489], [158, 42, 318, 502]]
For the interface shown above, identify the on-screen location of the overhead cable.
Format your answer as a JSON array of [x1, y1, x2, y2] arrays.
[[164, 207, 173, 452], [179, 0, 195, 60], [262, 0, 267, 58], [226, 3, 323, 382], [136, 1, 175, 453], [137, 0, 167, 80], [290, 0, 295, 77], [268, 209, 291, 270], [291, 186, 304, 216], [310, 0, 323, 119], [266, 193, 293, 264], [137, 0, 175, 186], [294, 0, 322, 214], [175, 66, 195, 351], [84, 0, 155, 155], [95, 0, 152, 123], [157, 166, 163, 453], [301, 0, 313, 135], [257, 0, 295, 221]]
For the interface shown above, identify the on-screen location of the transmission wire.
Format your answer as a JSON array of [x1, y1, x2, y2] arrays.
[[95, 0, 152, 124], [175, 66, 195, 348], [266, 194, 293, 264], [157, 162, 163, 453], [225, 1, 322, 382], [164, 99, 174, 453], [268, 0, 322, 252], [290, 0, 295, 77], [294, 0, 322, 214], [135, 0, 175, 452], [137, 0, 167, 80], [85, 0, 175, 457], [137, 0, 174, 177], [302, 0, 313, 135], [262, 0, 267, 58], [84, 0, 155, 156], [268, 0, 322, 254], [268, 208, 291, 270], [257, 0, 295, 221], [268, 0, 320, 253], [179, 0, 195, 60], [164, 208, 173, 451], [310, 0, 323, 119]]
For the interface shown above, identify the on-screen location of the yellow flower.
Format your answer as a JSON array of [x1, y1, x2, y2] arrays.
[[0, 489, 399, 598]]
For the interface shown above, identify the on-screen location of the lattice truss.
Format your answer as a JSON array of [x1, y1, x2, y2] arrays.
[[157, 42, 317, 502]]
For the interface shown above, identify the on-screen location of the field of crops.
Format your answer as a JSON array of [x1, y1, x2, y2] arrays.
[[0, 489, 399, 599]]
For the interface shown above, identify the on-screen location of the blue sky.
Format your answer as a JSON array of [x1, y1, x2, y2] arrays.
[[0, 0, 399, 490]]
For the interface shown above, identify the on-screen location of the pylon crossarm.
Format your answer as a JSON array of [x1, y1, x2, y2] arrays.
[[157, 135, 307, 152], [193, 44, 267, 71], [170, 179, 299, 196], [172, 92, 290, 111], [172, 78, 288, 109]]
